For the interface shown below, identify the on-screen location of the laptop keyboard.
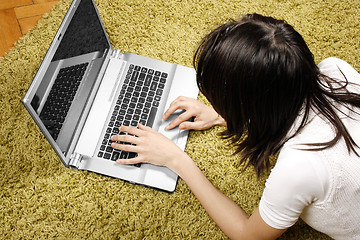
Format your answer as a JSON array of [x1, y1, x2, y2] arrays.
[[97, 64, 168, 163], [40, 63, 89, 140]]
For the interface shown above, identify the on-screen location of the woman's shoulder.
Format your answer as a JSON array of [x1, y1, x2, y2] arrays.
[[318, 57, 360, 92], [265, 146, 331, 207], [259, 147, 331, 229]]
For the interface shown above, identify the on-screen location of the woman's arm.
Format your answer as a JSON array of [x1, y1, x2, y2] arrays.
[[111, 124, 287, 240], [170, 148, 286, 240]]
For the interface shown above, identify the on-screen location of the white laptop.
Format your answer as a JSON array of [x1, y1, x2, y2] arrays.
[[22, 0, 199, 192]]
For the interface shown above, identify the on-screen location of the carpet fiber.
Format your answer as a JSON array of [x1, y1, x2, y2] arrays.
[[1, 0, 359, 239]]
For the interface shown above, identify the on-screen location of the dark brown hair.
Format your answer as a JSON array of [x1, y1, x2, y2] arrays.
[[194, 13, 360, 176]]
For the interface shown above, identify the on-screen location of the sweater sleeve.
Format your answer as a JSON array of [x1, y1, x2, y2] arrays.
[[258, 148, 330, 229]]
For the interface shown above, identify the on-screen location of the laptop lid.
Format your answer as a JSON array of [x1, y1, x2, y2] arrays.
[[23, 0, 112, 166]]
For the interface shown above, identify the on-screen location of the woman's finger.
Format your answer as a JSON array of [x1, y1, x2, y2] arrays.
[[162, 103, 182, 120], [111, 142, 138, 152], [179, 120, 205, 130], [116, 155, 144, 165], [137, 123, 156, 132], [162, 96, 191, 120], [111, 132, 139, 144], [117, 125, 143, 136], [166, 111, 194, 130]]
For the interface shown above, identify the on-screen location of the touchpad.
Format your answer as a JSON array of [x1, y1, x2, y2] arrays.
[[158, 111, 181, 144]]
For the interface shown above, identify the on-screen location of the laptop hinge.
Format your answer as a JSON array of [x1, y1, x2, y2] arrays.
[[69, 152, 82, 169], [111, 49, 124, 59]]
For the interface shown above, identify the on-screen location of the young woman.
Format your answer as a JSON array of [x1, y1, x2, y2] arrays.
[[110, 14, 360, 239]]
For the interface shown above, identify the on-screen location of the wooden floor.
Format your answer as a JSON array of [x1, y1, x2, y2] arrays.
[[0, 0, 59, 57]]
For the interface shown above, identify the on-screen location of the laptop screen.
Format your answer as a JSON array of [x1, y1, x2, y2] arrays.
[[52, 0, 109, 62], [27, 0, 110, 156]]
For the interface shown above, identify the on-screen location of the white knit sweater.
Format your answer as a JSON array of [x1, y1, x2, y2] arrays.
[[259, 57, 360, 239]]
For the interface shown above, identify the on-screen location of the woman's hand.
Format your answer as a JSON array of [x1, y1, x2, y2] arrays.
[[163, 96, 226, 130], [110, 123, 187, 170]]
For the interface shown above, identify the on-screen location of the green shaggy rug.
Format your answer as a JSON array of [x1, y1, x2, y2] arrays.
[[1, 0, 359, 239]]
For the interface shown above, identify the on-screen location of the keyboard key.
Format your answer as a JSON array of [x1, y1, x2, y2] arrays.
[[111, 151, 120, 161], [128, 152, 137, 158], [144, 75, 152, 86], [120, 151, 128, 159], [156, 89, 163, 95], [150, 82, 157, 91], [112, 128, 119, 134], [146, 107, 157, 127], [106, 146, 113, 153], [139, 73, 146, 81], [136, 103, 144, 109]]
